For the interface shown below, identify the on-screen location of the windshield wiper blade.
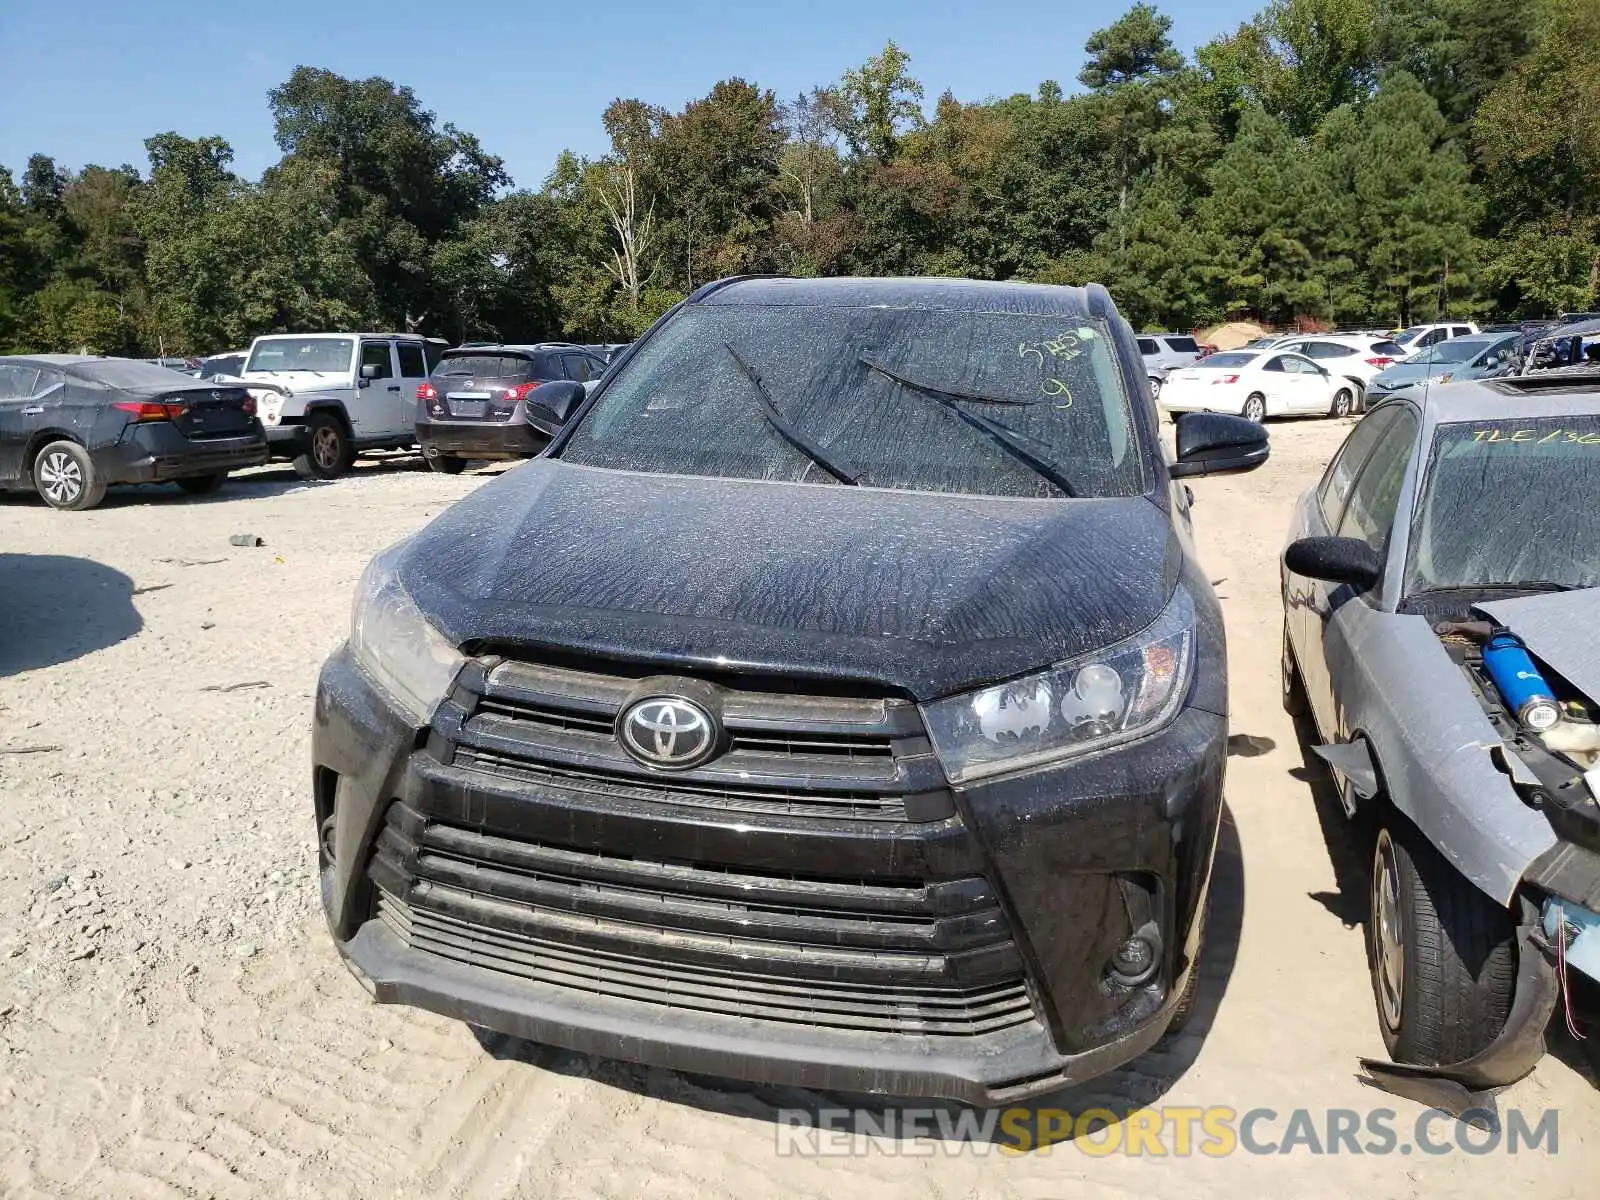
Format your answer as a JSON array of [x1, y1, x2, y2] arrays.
[[858, 356, 1038, 406], [722, 342, 859, 485], [859, 357, 1079, 497]]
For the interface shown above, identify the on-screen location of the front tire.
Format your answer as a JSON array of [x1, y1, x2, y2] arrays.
[[1148, 375, 1163, 400], [293, 413, 355, 480], [426, 453, 466, 475], [1242, 394, 1267, 423], [1330, 387, 1354, 418], [176, 472, 227, 496], [1370, 823, 1516, 1065], [34, 441, 107, 511]]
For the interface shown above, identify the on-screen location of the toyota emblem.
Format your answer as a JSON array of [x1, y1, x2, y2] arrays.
[[618, 695, 719, 769]]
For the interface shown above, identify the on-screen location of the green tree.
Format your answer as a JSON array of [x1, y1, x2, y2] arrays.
[[833, 42, 926, 163]]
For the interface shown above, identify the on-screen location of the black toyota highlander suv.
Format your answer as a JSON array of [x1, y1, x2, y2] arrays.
[[313, 276, 1268, 1103]]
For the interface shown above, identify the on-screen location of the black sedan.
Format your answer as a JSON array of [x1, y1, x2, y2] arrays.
[[0, 355, 268, 511]]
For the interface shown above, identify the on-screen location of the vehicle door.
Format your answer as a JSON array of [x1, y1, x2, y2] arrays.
[[1257, 354, 1298, 411], [1289, 353, 1337, 410], [393, 341, 428, 437], [354, 340, 399, 439], [0, 364, 45, 481], [1297, 406, 1419, 734], [1470, 338, 1516, 379]]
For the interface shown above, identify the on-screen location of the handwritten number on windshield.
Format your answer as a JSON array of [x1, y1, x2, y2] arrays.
[[1019, 333, 1079, 407]]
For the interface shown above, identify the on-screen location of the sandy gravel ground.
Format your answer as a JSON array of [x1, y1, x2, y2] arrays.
[[0, 433, 1595, 1198]]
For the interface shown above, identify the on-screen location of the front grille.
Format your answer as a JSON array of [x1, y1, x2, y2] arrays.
[[433, 658, 953, 822], [369, 801, 1035, 1037]]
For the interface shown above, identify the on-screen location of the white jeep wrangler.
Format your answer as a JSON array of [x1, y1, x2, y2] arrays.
[[238, 333, 443, 478]]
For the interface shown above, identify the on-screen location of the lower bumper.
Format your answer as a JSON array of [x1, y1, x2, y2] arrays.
[[334, 897, 1176, 1104], [314, 647, 1225, 1102], [105, 429, 268, 483], [417, 418, 549, 461]]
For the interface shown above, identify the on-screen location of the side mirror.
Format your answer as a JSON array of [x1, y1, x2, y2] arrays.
[[360, 362, 383, 380], [1170, 411, 1269, 478], [1284, 536, 1382, 590], [524, 379, 586, 435]]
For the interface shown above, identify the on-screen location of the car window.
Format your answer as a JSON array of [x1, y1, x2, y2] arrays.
[[247, 337, 353, 373], [1308, 342, 1353, 359], [424, 341, 446, 370], [1370, 340, 1406, 358], [1317, 406, 1404, 529], [396, 343, 427, 378], [1137, 338, 1159, 356], [360, 342, 394, 379], [1262, 356, 1287, 373], [1163, 336, 1199, 353], [1452, 327, 1472, 339], [1336, 407, 1418, 552], [0, 364, 39, 401], [561, 354, 592, 382]]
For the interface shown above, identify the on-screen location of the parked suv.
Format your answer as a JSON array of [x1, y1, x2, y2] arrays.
[[238, 333, 437, 478], [312, 275, 1270, 1103], [1138, 333, 1203, 398], [416, 343, 609, 474], [1267, 334, 1409, 406]]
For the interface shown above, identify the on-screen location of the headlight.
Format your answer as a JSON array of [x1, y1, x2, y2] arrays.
[[349, 545, 466, 726], [922, 586, 1196, 783]]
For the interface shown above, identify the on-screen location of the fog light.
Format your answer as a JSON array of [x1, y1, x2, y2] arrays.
[[1110, 935, 1158, 985]]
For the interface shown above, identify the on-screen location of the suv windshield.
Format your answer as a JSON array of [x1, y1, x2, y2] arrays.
[[1408, 416, 1600, 593], [247, 337, 354, 373], [558, 304, 1143, 499], [1412, 338, 1495, 365]]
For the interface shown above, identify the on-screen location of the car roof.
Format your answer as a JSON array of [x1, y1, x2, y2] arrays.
[[443, 343, 594, 354], [1, 354, 102, 367], [252, 332, 424, 340], [696, 275, 1104, 316], [1391, 374, 1600, 432]]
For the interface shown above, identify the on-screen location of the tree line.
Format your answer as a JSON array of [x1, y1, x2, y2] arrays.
[[1, 0, 1596, 356]]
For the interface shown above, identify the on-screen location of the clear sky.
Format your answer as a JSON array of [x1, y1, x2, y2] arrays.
[[0, 0, 1258, 188]]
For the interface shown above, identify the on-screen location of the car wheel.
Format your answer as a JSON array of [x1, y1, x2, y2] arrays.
[[1242, 394, 1267, 423], [293, 414, 354, 479], [1148, 375, 1163, 400], [427, 454, 466, 475], [1281, 619, 1309, 717], [33, 441, 107, 511], [1329, 388, 1354, 418], [1369, 822, 1516, 1065], [176, 472, 228, 496]]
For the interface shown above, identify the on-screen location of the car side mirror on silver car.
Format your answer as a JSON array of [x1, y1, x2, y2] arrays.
[[524, 380, 587, 437], [1284, 536, 1382, 590], [1170, 411, 1270, 478]]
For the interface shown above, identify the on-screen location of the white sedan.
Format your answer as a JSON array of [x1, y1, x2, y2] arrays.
[[1158, 350, 1358, 422]]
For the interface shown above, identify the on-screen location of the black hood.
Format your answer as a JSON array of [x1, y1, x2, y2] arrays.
[[401, 462, 1177, 701]]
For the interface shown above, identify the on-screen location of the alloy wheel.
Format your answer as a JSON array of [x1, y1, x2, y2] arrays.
[[38, 451, 83, 506], [312, 425, 343, 471], [1372, 830, 1405, 1034], [1333, 389, 1353, 417], [1243, 396, 1266, 423]]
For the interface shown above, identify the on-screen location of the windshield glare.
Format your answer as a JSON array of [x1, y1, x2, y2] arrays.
[[1198, 352, 1257, 368], [247, 338, 354, 373], [1408, 417, 1600, 593], [558, 304, 1144, 499]]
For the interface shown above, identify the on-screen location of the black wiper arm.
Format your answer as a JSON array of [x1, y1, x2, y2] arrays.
[[858, 356, 1038, 406], [722, 342, 859, 485], [859, 356, 1079, 497]]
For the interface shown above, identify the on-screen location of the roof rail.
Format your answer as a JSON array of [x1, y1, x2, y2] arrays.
[[686, 274, 794, 304]]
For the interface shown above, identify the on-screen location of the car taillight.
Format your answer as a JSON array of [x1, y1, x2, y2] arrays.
[[504, 381, 539, 402], [113, 400, 187, 422], [1211, 374, 1240, 384], [1366, 357, 1394, 367], [241, 395, 257, 416], [417, 381, 437, 401]]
